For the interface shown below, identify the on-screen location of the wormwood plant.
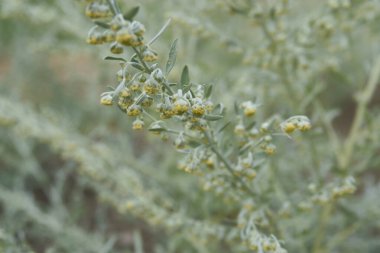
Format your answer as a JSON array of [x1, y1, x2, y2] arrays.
[[83, 0, 318, 251], [1, 0, 379, 252]]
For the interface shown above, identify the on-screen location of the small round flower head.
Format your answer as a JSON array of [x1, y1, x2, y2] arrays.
[[103, 30, 116, 43], [160, 107, 175, 119], [234, 123, 246, 135], [143, 79, 160, 95], [260, 122, 270, 133], [241, 153, 253, 168], [298, 121, 312, 131], [245, 169, 257, 180], [87, 31, 104, 45], [132, 118, 144, 130], [264, 143, 276, 155], [141, 96, 154, 107], [241, 101, 257, 117], [188, 119, 208, 131], [142, 48, 158, 62], [109, 16, 125, 31], [205, 157, 215, 168], [85, 3, 111, 19], [192, 103, 206, 116], [204, 101, 214, 112], [116, 27, 134, 45], [152, 69, 165, 83], [248, 243, 258, 251], [130, 81, 142, 92], [100, 94, 113, 105], [118, 96, 133, 111], [262, 238, 277, 251], [174, 133, 186, 149], [127, 105, 142, 116], [249, 128, 260, 138], [116, 69, 124, 82], [129, 35, 144, 47], [173, 98, 190, 114], [119, 88, 131, 98], [110, 42, 124, 54], [263, 135, 272, 142], [281, 121, 296, 134], [130, 21, 146, 36], [332, 186, 344, 198]]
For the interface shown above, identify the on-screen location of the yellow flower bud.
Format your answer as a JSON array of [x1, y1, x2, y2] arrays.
[[143, 79, 160, 95], [264, 144, 276, 155], [192, 103, 206, 116], [142, 48, 158, 62], [127, 105, 142, 116], [282, 122, 296, 134], [132, 118, 144, 130], [100, 94, 113, 105], [173, 98, 190, 114], [298, 121, 312, 131]]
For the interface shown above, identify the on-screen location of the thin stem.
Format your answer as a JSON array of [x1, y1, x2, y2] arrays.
[[143, 110, 157, 122], [162, 80, 174, 95], [339, 55, 380, 170], [326, 222, 360, 251], [204, 131, 256, 196], [132, 47, 151, 73], [106, 0, 121, 15], [312, 203, 333, 253], [239, 138, 264, 154], [148, 19, 172, 46]]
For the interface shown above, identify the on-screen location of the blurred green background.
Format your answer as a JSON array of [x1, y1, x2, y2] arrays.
[[1, 0, 380, 252]]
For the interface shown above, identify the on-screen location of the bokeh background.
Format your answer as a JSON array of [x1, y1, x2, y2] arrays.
[[1, 0, 380, 252]]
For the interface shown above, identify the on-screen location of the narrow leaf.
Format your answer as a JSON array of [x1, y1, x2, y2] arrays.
[[104, 56, 126, 62], [212, 103, 225, 114], [180, 65, 190, 90], [94, 21, 110, 29], [129, 62, 144, 71], [187, 87, 195, 96], [124, 6, 140, 21], [187, 140, 202, 148], [234, 101, 239, 114], [165, 39, 178, 75], [204, 84, 213, 98], [204, 114, 224, 121], [218, 121, 231, 133], [245, 121, 256, 130]]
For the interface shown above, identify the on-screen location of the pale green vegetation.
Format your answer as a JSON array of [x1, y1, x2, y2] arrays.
[[0, 0, 380, 252]]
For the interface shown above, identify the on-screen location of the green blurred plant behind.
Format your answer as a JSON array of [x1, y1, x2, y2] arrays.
[[1, 0, 380, 252]]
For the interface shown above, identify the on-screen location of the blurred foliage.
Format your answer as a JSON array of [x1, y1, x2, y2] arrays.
[[0, 0, 380, 252]]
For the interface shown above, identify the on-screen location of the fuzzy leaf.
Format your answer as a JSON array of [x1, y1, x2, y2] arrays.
[[166, 39, 178, 75], [94, 21, 110, 29], [204, 114, 224, 121], [123, 6, 140, 21], [204, 84, 213, 98], [129, 62, 144, 71], [180, 65, 190, 90]]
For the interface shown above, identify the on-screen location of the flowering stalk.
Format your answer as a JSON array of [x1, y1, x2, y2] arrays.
[[84, 0, 312, 250]]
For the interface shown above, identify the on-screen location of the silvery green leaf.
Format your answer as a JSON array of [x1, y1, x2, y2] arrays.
[[166, 39, 178, 75]]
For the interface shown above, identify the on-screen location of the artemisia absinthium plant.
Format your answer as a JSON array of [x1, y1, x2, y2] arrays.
[[84, 0, 312, 251]]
